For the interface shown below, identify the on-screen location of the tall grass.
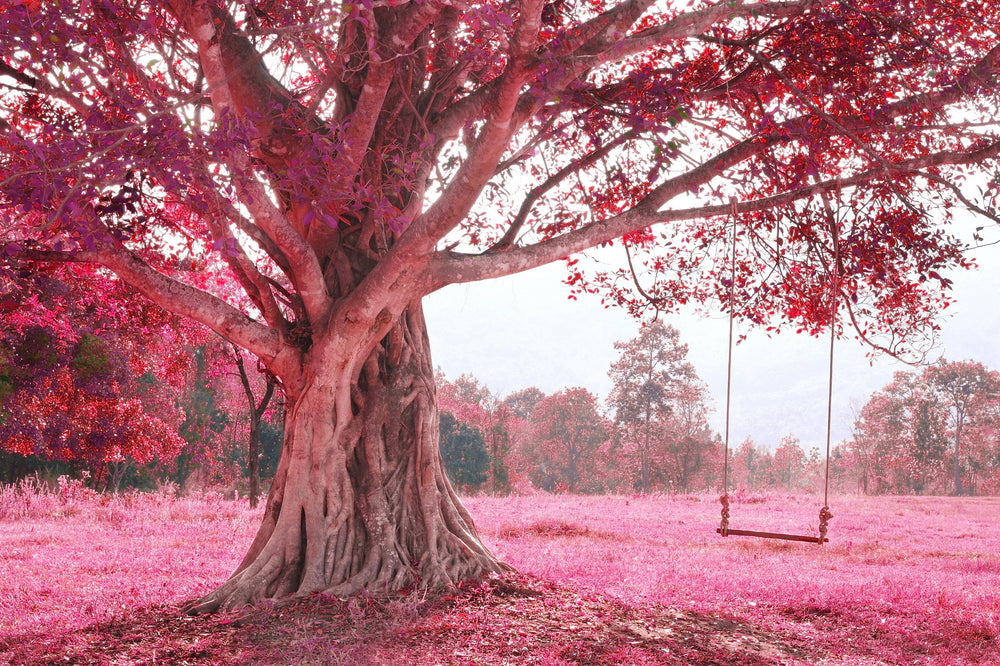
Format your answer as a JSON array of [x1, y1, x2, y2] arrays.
[[465, 492, 1000, 664], [2, 481, 997, 665], [0, 476, 260, 644]]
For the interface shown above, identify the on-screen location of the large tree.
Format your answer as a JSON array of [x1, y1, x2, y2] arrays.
[[2, 0, 999, 611], [607, 320, 709, 492], [527, 387, 611, 493], [925, 360, 999, 495], [0, 266, 191, 488], [850, 361, 999, 495]]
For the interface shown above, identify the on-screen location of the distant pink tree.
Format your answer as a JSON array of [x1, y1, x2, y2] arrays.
[[729, 437, 767, 490], [0, 267, 197, 489], [501, 387, 547, 493], [850, 372, 946, 494], [231, 347, 277, 507], [504, 388, 546, 422], [661, 380, 719, 492], [437, 373, 492, 426], [528, 388, 611, 493], [197, 276, 285, 501], [770, 435, 807, 491], [437, 372, 516, 494], [925, 360, 1000, 496], [608, 321, 713, 492], [961, 395, 1000, 495], [851, 361, 1000, 495], [826, 443, 862, 494]]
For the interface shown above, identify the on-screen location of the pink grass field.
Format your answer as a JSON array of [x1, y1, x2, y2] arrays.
[[1, 480, 998, 665], [465, 493, 1000, 664]]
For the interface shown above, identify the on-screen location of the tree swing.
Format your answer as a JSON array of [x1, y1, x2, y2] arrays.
[[717, 198, 835, 545]]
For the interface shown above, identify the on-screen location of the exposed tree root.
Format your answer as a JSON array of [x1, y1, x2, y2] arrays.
[[187, 306, 509, 614]]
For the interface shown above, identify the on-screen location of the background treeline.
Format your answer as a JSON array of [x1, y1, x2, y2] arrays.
[[0, 327, 285, 500], [435, 323, 1000, 497], [844, 361, 1000, 496], [3, 276, 999, 497], [437, 323, 1000, 497], [0, 269, 283, 503]]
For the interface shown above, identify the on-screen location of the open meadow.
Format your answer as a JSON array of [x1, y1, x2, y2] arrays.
[[1, 478, 997, 665]]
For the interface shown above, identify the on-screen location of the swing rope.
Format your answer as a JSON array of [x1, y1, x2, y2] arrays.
[[818, 196, 839, 543], [718, 197, 835, 544], [719, 197, 738, 536]]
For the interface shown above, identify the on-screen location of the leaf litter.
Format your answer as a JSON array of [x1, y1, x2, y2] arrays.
[[3, 572, 814, 665]]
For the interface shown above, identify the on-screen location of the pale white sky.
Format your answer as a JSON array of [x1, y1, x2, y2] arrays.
[[425, 237, 1000, 452]]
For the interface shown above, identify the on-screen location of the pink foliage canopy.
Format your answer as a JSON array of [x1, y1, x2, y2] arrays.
[[0, 0, 997, 367]]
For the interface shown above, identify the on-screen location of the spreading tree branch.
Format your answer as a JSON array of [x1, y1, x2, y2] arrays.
[[169, 0, 330, 324], [430, 139, 1000, 285], [6, 239, 284, 365]]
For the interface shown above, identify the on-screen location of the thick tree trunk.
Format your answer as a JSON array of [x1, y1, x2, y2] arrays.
[[188, 305, 508, 613]]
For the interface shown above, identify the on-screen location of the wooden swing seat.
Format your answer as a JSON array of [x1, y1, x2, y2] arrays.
[[716, 527, 828, 544], [715, 198, 836, 547]]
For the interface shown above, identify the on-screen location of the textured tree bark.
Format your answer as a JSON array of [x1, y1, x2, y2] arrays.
[[188, 304, 507, 613]]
